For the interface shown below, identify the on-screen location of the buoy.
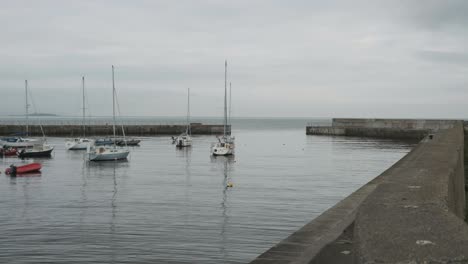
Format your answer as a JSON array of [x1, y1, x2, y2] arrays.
[[226, 182, 234, 188]]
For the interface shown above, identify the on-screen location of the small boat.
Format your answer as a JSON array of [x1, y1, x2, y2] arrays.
[[1, 81, 43, 149], [175, 88, 192, 148], [1, 137, 42, 148], [176, 133, 192, 148], [211, 136, 235, 156], [0, 147, 18, 156], [211, 60, 235, 156], [115, 138, 141, 146], [87, 146, 129, 161], [66, 138, 94, 150], [65, 76, 93, 150], [18, 143, 54, 158], [5, 163, 42, 175], [94, 138, 113, 146], [87, 66, 130, 162], [16, 80, 55, 158]]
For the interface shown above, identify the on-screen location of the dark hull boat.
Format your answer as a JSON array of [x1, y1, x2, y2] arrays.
[[18, 146, 54, 158], [115, 139, 141, 146], [5, 163, 42, 175]]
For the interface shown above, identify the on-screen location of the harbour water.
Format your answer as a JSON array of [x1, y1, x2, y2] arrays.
[[0, 118, 415, 263]]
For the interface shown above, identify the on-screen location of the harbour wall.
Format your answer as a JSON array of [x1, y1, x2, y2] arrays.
[[306, 118, 460, 139], [252, 119, 468, 263], [0, 124, 229, 137]]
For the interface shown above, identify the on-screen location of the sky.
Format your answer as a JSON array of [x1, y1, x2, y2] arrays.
[[1, 0, 468, 118]]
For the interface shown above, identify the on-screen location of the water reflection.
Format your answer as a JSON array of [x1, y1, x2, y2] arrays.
[[210, 155, 235, 260], [0, 132, 414, 264]]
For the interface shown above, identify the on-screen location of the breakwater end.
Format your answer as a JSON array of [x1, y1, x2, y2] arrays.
[[252, 118, 468, 263], [0, 123, 230, 136], [306, 118, 459, 139]]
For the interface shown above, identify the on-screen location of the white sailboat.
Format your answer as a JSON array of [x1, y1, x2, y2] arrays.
[[65, 76, 94, 150], [17, 81, 54, 158], [211, 60, 235, 156], [87, 66, 130, 161], [0, 80, 42, 148], [175, 88, 193, 148]]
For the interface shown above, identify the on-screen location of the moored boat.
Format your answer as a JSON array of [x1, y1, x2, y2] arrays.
[[66, 138, 94, 150], [1, 137, 42, 148], [0, 147, 18, 156], [65, 76, 93, 151], [115, 138, 141, 146], [211, 60, 235, 156], [18, 144, 54, 158], [94, 138, 113, 146], [175, 88, 192, 148], [87, 66, 130, 162], [5, 163, 42, 175]]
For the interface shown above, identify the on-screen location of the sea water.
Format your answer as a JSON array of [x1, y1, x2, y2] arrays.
[[0, 118, 415, 263]]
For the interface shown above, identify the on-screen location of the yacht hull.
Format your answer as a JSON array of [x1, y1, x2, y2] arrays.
[[88, 149, 129, 161], [65, 139, 93, 150], [18, 147, 54, 158]]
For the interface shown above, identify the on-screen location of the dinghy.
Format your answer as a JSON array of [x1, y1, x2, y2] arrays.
[[5, 163, 42, 175], [0, 147, 18, 156]]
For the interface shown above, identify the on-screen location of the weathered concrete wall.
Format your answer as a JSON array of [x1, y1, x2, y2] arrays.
[[253, 121, 468, 263], [353, 122, 468, 263], [306, 126, 346, 136], [0, 124, 229, 136], [306, 118, 459, 139], [333, 118, 459, 130], [307, 126, 427, 139]]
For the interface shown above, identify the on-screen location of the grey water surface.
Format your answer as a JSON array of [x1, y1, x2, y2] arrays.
[[0, 118, 415, 263]]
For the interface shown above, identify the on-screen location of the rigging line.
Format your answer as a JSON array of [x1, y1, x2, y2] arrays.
[[113, 88, 128, 149], [27, 88, 46, 139], [84, 79, 91, 126]]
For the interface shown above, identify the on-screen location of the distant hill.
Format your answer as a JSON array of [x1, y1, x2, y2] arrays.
[[8, 113, 58, 117]]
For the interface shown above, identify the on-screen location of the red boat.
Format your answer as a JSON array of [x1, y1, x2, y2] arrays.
[[5, 163, 42, 175], [0, 147, 18, 156]]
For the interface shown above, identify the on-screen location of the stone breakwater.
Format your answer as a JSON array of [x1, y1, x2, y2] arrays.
[[0, 123, 230, 136], [252, 119, 468, 263]]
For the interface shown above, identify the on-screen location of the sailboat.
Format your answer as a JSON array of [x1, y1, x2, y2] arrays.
[[65, 76, 94, 150], [0, 80, 42, 148], [175, 88, 193, 148], [87, 65, 130, 162], [17, 81, 54, 158], [211, 60, 235, 156]]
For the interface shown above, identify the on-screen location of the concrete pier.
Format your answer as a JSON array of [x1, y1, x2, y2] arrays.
[[0, 123, 229, 136], [307, 118, 459, 139], [252, 118, 468, 263]]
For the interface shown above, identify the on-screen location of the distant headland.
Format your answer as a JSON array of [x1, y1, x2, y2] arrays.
[[9, 113, 58, 117]]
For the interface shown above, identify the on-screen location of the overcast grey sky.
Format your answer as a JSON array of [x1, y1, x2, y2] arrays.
[[1, 0, 468, 118]]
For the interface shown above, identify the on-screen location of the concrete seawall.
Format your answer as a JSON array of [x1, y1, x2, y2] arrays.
[[307, 118, 459, 139], [252, 119, 468, 263], [0, 124, 229, 136]]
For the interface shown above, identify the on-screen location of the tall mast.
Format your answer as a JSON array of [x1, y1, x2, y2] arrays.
[[187, 88, 191, 135], [82, 76, 86, 137], [25, 80, 29, 137], [112, 65, 116, 147], [224, 60, 227, 137], [229, 82, 232, 129]]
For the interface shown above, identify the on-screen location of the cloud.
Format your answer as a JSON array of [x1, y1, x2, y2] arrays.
[[0, 1, 467, 118]]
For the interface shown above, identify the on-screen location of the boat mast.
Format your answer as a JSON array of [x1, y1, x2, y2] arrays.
[[224, 60, 227, 137], [187, 88, 191, 135], [229, 82, 232, 133], [82, 76, 86, 137], [25, 80, 29, 137], [112, 65, 116, 148]]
